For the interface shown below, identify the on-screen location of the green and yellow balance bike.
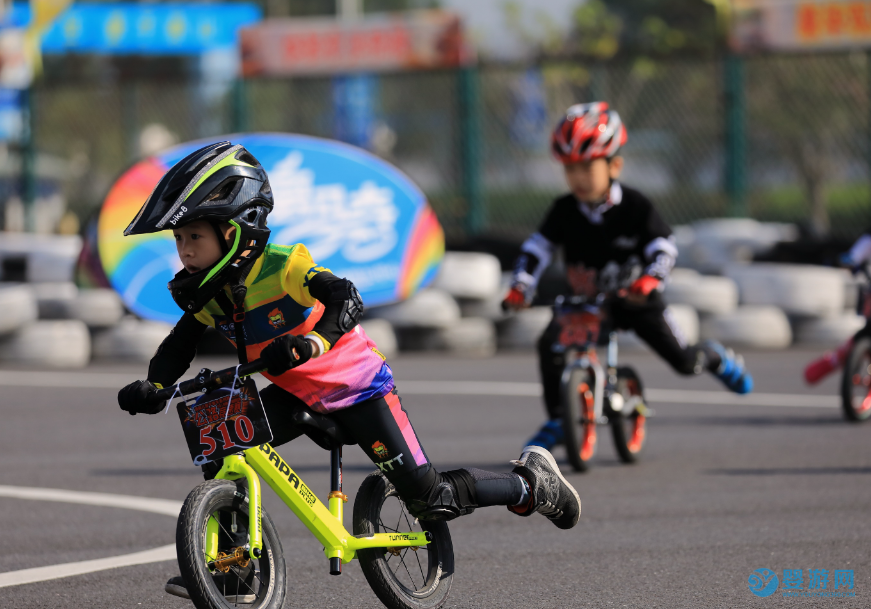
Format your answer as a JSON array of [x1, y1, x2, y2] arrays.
[[150, 359, 453, 609]]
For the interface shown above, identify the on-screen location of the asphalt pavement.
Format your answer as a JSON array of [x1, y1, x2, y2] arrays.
[[0, 348, 868, 608]]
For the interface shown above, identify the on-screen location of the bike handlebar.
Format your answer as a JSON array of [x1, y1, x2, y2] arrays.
[[150, 359, 267, 403]]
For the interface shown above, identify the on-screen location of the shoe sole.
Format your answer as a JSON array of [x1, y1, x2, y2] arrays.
[[164, 582, 255, 603], [164, 583, 190, 600], [521, 444, 582, 528]]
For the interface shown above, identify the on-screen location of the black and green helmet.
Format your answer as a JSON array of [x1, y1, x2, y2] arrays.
[[124, 141, 274, 313]]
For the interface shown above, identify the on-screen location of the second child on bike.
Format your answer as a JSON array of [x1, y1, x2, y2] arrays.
[[502, 102, 755, 450], [116, 142, 581, 600]]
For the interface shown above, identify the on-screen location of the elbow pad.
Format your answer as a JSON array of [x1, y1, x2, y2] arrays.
[[308, 272, 365, 346]]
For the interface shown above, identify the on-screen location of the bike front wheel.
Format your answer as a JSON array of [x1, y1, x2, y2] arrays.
[[353, 472, 454, 609], [176, 479, 286, 609], [841, 336, 871, 422], [609, 366, 648, 463], [561, 366, 598, 472]]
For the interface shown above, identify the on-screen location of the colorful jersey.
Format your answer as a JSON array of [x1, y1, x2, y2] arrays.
[[194, 243, 394, 413]]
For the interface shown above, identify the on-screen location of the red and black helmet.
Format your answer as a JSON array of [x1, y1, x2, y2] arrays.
[[551, 102, 627, 164]]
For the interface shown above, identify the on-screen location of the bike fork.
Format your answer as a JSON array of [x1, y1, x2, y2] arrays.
[[328, 447, 347, 575]]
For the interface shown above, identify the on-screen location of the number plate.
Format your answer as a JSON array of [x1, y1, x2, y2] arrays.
[[557, 311, 602, 347], [176, 377, 273, 466]]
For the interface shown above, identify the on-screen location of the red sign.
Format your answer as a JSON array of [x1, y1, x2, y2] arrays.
[[731, 0, 871, 52], [240, 10, 473, 76]]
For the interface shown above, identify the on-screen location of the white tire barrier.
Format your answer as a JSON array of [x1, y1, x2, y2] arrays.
[[0, 285, 38, 335], [724, 263, 847, 318], [0, 320, 90, 368], [497, 306, 552, 350], [700, 305, 792, 349], [617, 330, 650, 352], [614, 304, 697, 352], [359, 319, 398, 360], [31, 282, 78, 319], [92, 318, 172, 362], [666, 303, 700, 346], [370, 289, 460, 329], [430, 252, 502, 300], [436, 317, 497, 357], [794, 314, 866, 346], [397, 318, 497, 357], [664, 273, 739, 316], [679, 219, 797, 273], [71, 289, 125, 328], [0, 234, 81, 283]]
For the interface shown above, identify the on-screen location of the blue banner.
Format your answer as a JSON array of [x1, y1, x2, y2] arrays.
[[10, 3, 261, 55]]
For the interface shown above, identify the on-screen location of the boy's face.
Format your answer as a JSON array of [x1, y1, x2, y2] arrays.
[[563, 156, 624, 203], [173, 221, 234, 274]]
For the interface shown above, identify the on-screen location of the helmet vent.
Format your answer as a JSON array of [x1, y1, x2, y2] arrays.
[[235, 150, 259, 166], [206, 179, 238, 202]]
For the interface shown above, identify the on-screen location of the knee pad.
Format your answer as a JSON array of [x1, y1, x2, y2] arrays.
[[405, 469, 478, 522]]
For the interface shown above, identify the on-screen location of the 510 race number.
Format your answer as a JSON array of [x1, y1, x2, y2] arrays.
[[176, 378, 273, 466]]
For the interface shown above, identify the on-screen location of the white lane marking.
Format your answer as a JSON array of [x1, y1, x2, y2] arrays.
[[0, 486, 181, 516], [0, 545, 176, 589], [0, 370, 134, 388], [0, 486, 181, 588], [0, 370, 839, 408], [397, 381, 839, 408]]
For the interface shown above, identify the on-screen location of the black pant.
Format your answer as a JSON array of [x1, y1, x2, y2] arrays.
[[537, 295, 720, 419], [258, 384, 523, 512]]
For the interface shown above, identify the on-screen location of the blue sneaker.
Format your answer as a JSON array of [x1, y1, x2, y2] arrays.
[[705, 340, 753, 394], [526, 419, 564, 450]]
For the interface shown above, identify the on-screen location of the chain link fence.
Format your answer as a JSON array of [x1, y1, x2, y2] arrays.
[[23, 52, 871, 242]]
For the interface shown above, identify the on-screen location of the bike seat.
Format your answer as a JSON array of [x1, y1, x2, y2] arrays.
[[288, 402, 349, 451]]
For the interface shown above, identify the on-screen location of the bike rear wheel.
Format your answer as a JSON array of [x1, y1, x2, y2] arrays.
[[609, 366, 648, 463], [176, 479, 286, 609], [353, 472, 454, 609], [561, 366, 597, 472], [841, 336, 871, 422]]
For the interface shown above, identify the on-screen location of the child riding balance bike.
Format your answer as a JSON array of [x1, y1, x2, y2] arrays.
[[117, 141, 582, 607]]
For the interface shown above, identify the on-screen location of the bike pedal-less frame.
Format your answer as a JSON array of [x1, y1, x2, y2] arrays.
[[212, 444, 430, 574]]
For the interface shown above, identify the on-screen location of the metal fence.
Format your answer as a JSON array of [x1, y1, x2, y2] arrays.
[[24, 52, 871, 242]]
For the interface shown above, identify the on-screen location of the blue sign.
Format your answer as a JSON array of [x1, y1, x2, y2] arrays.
[[333, 74, 378, 149], [10, 3, 261, 55], [0, 89, 23, 142], [98, 133, 444, 324]]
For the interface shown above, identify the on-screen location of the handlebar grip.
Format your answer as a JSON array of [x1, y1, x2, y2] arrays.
[[147, 359, 267, 404]]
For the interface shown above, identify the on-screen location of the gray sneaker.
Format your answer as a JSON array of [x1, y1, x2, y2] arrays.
[[164, 570, 257, 603], [509, 445, 581, 530]]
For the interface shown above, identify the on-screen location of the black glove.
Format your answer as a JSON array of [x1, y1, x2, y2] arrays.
[[118, 380, 162, 415], [260, 334, 313, 376]]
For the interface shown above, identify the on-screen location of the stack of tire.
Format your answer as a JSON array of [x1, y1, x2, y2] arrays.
[[0, 234, 171, 368], [663, 219, 862, 349], [365, 252, 504, 357]]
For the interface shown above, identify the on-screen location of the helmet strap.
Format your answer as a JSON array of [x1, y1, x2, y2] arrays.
[[211, 222, 231, 257]]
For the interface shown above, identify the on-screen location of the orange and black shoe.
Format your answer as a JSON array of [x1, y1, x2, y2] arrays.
[[508, 445, 581, 530]]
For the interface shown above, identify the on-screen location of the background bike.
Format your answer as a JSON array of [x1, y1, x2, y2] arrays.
[[804, 264, 871, 422], [839, 265, 871, 421], [553, 294, 651, 472], [149, 361, 454, 609]]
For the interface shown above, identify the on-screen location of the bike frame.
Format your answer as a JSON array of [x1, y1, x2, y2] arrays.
[[211, 443, 430, 569], [557, 298, 618, 423]]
